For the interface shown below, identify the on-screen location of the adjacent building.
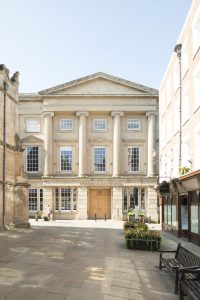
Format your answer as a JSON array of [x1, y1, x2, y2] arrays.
[[159, 0, 200, 245], [19, 72, 159, 221], [0, 65, 29, 229]]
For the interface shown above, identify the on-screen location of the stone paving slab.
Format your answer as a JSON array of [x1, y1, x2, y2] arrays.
[[0, 221, 184, 300]]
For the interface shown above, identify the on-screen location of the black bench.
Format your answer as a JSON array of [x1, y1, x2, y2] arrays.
[[179, 268, 200, 300], [159, 243, 200, 294]]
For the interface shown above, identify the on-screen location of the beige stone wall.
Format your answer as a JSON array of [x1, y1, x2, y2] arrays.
[[159, 0, 200, 180], [0, 65, 29, 228]]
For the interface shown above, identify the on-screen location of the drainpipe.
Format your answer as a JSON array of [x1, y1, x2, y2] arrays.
[[174, 44, 182, 170], [2, 81, 7, 229]]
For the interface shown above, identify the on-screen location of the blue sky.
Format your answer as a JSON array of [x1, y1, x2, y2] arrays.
[[0, 0, 191, 92]]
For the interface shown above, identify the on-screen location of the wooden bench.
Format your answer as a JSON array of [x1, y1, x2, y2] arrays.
[[159, 243, 200, 294], [179, 268, 200, 300]]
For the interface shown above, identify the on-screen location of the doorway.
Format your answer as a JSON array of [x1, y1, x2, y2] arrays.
[[89, 189, 111, 219]]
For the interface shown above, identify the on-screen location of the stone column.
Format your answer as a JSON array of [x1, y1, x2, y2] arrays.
[[76, 112, 89, 177], [111, 111, 124, 177], [43, 112, 54, 176], [146, 112, 156, 177]]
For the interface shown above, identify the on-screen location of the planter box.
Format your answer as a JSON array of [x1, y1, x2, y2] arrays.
[[125, 237, 161, 251]]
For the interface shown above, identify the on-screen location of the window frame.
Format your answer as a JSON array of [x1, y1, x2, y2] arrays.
[[60, 146, 73, 173], [54, 188, 78, 212], [59, 119, 73, 131], [123, 187, 146, 213], [93, 146, 106, 172], [26, 146, 40, 173], [127, 119, 141, 131], [93, 119, 107, 131], [128, 146, 140, 173]]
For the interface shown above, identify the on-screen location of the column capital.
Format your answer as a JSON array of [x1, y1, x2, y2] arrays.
[[76, 111, 89, 117], [111, 111, 124, 117], [42, 111, 54, 118], [146, 111, 157, 118]]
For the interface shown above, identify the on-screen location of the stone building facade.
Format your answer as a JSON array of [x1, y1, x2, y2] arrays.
[[159, 0, 200, 245], [19, 72, 159, 221], [0, 65, 29, 228]]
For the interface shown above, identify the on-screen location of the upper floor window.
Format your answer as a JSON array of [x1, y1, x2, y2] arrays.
[[60, 147, 72, 172], [192, 7, 200, 55], [26, 146, 39, 172], [93, 119, 107, 130], [60, 119, 73, 131], [127, 119, 140, 130], [128, 147, 140, 172], [26, 119, 40, 132], [94, 147, 106, 172]]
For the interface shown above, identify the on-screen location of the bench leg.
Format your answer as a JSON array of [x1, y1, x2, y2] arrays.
[[179, 283, 184, 300], [175, 270, 178, 294], [159, 253, 162, 270]]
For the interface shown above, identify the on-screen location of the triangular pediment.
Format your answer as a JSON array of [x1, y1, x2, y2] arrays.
[[39, 73, 158, 96], [21, 135, 43, 144]]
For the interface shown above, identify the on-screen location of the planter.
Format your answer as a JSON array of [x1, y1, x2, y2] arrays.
[[125, 237, 161, 251]]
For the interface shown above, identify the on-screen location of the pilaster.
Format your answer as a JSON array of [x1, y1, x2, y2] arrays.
[[76, 112, 89, 177], [111, 111, 124, 177], [43, 112, 54, 176]]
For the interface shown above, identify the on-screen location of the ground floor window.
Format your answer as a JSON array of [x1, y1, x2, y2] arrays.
[[163, 195, 178, 228], [29, 188, 43, 211], [54, 188, 78, 211], [190, 191, 200, 235], [123, 187, 146, 212]]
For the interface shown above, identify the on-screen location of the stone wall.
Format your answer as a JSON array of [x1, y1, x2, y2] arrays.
[[0, 64, 29, 228]]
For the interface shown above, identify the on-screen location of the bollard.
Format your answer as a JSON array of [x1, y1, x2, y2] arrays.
[[105, 213, 106, 222], [95, 213, 96, 221], [35, 211, 38, 221]]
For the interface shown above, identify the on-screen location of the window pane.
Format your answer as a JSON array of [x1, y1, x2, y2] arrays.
[[60, 147, 72, 171], [94, 147, 106, 171], [27, 146, 39, 172], [55, 189, 59, 210], [128, 147, 140, 172], [40, 189, 43, 211], [73, 189, 77, 210], [94, 119, 106, 130], [123, 189, 128, 211], [29, 189, 37, 211], [141, 188, 145, 210], [130, 188, 138, 209], [127, 119, 140, 130], [190, 205, 199, 234], [26, 119, 40, 132], [60, 119, 73, 130], [61, 188, 71, 210]]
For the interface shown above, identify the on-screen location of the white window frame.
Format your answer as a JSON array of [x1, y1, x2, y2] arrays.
[[93, 119, 107, 131], [93, 146, 106, 172], [194, 124, 200, 170], [59, 119, 73, 131], [123, 187, 146, 212], [60, 146, 73, 173], [54, 188, 78, 212], [26, 146, 40, 173], [28, 188, 43, 212], [128, 146, 140, 173], [127, 119, 141, 130], [26, 119, 40, 133]]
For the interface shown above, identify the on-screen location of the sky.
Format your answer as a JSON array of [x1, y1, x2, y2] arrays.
[[0, 0, 192, 92]]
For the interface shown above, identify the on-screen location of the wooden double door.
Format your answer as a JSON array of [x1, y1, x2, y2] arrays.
[[89, 189, 111, 219]]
